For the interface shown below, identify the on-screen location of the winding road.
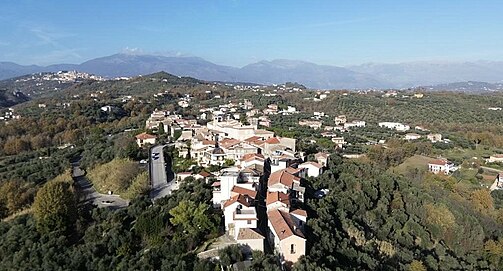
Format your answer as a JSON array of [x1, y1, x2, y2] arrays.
[[72, 161, 129, 209]]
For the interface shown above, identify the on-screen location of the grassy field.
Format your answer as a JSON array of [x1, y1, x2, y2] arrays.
[[392, 154, 499, 192], [437, 146, 501, 162], [87, 159, 148, 199], [391, 155, 436, 175]]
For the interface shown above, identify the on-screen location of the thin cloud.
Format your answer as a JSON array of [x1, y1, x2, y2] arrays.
[[22, 25, 83, 63], [29, 26, 75, 47]]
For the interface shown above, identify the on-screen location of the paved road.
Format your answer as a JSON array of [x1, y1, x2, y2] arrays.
[[150, 144, 177, 200], [481, 166, 503, 173], [72, 162, 129, 209]]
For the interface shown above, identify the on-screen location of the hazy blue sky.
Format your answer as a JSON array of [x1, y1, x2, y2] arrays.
[[1, 0, 502, 66]]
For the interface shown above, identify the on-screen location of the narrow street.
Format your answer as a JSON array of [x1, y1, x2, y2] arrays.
[[149, 144, 177, 200], [71, 161, 129, 209]]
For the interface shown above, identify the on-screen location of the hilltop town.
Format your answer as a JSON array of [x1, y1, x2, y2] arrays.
[[0, 71, 502, 270]]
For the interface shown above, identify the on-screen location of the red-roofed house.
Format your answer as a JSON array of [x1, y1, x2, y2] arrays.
[[231, 186, 258, 199], [219, 138, 241, 149], [223, 194, 258, 239], [240, 153, 265, 167], [135, 132, 157, 147], [267, 209, 306, 265], [285, 167, 307, 179], [194, 171, 214, 182], [266, 191, 290, 211], [265, 137, 281, 144], [268, 169, 301, 194], [428, 159, 458, 174]]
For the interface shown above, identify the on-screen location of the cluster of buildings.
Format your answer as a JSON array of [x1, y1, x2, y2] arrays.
[[231, 83, 304, 93], [211, 147, 330, 266], [177, 115, 296, 167], [333, 115, 366, 130], [379, 122, 410, 132], [0, 108, 21, 122], [404, 132, 443, 142], [141, 102, 332, 266], [15, 71, 104, 84], [298, 119, 322, 130]]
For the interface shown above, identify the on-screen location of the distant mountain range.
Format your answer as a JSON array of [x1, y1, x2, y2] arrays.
[[2, 54, 503, 89], [424, 81, 503, 92]]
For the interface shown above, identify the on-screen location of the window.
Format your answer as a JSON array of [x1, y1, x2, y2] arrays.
[[290, 244, 295, 254], [247, 220, 251, 224]]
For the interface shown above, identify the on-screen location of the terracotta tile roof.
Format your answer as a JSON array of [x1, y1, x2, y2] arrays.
[[237, 228, 265, 240], [231, 186, 257, 199], [220, 138, 241, 149], [202, 140, 216, 145], [290, 209, 307, 218], [240, 167, 261, 176], [211, 181, 221, 187], [223, 194, 254, 208], [285, 167, 304, 176], [177, 172, 192, 176], [268, 209, 305, 241], [241, 153, 265, 162], [265, 137, 281, 144], [429, 159, 448, 166], [300, 161, 323, 169], [268, 169, 300, 188], [266, 191, 290, 206], [197, 171, 212, 178], [244, 136, 262, 143], [244, 136, 266, 147], [135, 132, 157, 140]]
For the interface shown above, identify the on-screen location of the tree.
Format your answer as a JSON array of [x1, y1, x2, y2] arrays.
[[471, 189, 494, 213], [32, 180, 77, 234], [0, 180, 34, 218], [158, 123, 165, 135], [224, 159, 235, 167], [218, 244, 244, 268], [408, 260, 427, 271], [169, 200, 215, 237]]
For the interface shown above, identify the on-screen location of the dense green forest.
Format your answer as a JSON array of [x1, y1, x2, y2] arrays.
[[0, 177, 221, 270], [293, 155, 503, 270]]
